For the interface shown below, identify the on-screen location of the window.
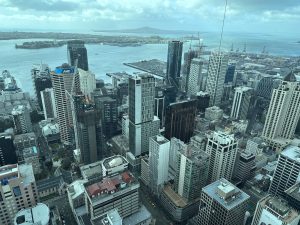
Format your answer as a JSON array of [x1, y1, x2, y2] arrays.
[[13, 186, 21, 197]]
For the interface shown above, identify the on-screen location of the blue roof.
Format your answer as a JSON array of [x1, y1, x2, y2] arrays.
[[55, 67, 75, 74]]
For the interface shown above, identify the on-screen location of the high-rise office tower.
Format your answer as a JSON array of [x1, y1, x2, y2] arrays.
[[73, 95, 104, 164], [206, 131, 238, 183], [154, 87, 165, 128], [149, 135, 170, 194], [186, 58, 203, 96], [94, 96, 118, 139], [165, 99, 197, 143], [168, 137, 186, 177], [251, 195, 300, 225], [174, 145, 209, 201], [51, 63, 80, 144], [31, 64, 52, 109], [231, 86, 253, 120], [78, 68, 96, 97], [194, 91, 210, 113], [41, 88, 57, 119], [196, 178, 250, 225], [262, 73, 300, 147], [205, 51, 229, 106], [0, 164, 39, 225], [67, 40, 89, 71], [224, 63, 235, 84], [11, 105, 32, 134], [0, 130, 17, 166], [166, 41, 183, 89], [268, 145, 300, 197], [234, 151, 256, 184], [183, 49, 198, 76], [128, 74, 159, 156]]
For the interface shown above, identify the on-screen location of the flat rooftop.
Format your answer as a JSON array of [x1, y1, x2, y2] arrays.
[[203, 178, 250, 210], [285, 182, 300, 202], [102, 155, 128, 170], [0, 164, 18, 181], [180, 145, 209, 166], [80, 161, 102, 180], [163, 185, 187, 208], [14, 203, 50, 225], [151, 135, 169, 145], [85, 171, 137, 200], [123, 205, 151, 225], [260, 196, 299, 223], [281, 145, 300, 162]]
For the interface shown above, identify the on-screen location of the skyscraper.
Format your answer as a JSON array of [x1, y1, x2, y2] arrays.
[[149, 135, 170, 195], [234, 151, 256, 184], [165, 99, 197, 143], [194, 91, 210, 113], [31, 64, 52, 109], [67, 40, 89, 71], [206, 131, 238, 183], [154, 87, 165, 128], [196, 178, 249, 225], [251, 195, 300, 225], [166, 41, 183, 89], [0, 164, 39, 225], [183, 49, 198, 76], [268, 145, 300, 197], [94, 96, 118, 139], [11, 105, 32, 134], [186, 58, 203, 96], [262, 72, 300, 148], [0, 130, 17, 166], [224, 63, 235, 84], [41, 88, 57, 119], [174, 145, 209, 202], [50, 63, 79, 144], [73, 94, 104, 164], [205, 51, 229, 106], [78, 68, 96, 97], [231, 86, 253, 120], [128, 74, 159, 156]]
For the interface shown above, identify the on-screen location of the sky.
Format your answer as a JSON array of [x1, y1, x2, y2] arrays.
[[0, 0, 299, 35]]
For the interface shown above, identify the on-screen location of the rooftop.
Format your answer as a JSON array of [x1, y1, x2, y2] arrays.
[[151, 135, 169, 145], [14, 203, 50, 225], [285, 182, 300, 202], [281, 145, 300, 162], [102, 155, 128, 170], [68, 179, 87, 200], [203, 178, 250, 210], [180, 145, 209, 166], [53, 64, 75, 75], [14, 132, 36, 142], [260, 195, 299, 223], [92, 209, 122, 225], [80, 161, 103, 180], [85, 171, 137, 200], [37, 175, 64, 192], [163, 185, 187, 207], [123, 205, 151, 225]]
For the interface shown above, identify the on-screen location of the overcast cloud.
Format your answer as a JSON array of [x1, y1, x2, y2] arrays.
[[0, 0, 299, 34]]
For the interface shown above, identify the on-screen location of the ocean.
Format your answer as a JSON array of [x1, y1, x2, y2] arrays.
[[0, 31, 299, 95]]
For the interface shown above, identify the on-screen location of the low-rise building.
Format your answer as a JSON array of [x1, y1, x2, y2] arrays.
[[14, 203, 50, 225], [102, 155, 128, 177]]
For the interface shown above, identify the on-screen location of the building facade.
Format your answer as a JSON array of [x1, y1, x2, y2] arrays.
[[206, 131, 238, 183], [165, 99, 197, 143], [67, 40, 89, 71], [0, 164, 39, 225], [196, 178, 249, 225], [149, 135, 170, 194], [231, 86, 253, 120], [41, 88, 57, 119], [186, 58, 203, 96], [128, 74, 159, 156], [166, 41, 183, 89], [205, 51, 228, 106], [51, 64, 79, 144], [12, 105, 32, 134], [268, 145, 300, 197]]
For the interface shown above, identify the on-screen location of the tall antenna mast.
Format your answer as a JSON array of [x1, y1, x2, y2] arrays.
[[218, 0, 228, 54]]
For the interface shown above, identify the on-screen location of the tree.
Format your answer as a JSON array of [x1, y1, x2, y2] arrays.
[[45, 160, 53, 171], [61, 158, 71, 170]]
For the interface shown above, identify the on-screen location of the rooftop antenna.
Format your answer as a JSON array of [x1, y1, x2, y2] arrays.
[[217, 0, 228, 54]]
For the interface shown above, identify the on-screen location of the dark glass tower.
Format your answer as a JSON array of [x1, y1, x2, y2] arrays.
[[67, 40, 89, 71], [225, 64, 235, 84], [73, 95, 104, 164], [31, 64, 52, 109], [165, 99, 197, 143], [0, 131, 17, 166], [166, 41, 183, 89]]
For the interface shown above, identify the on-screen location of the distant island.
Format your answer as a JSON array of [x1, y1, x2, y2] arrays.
[[95, 26, 197, 35]]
